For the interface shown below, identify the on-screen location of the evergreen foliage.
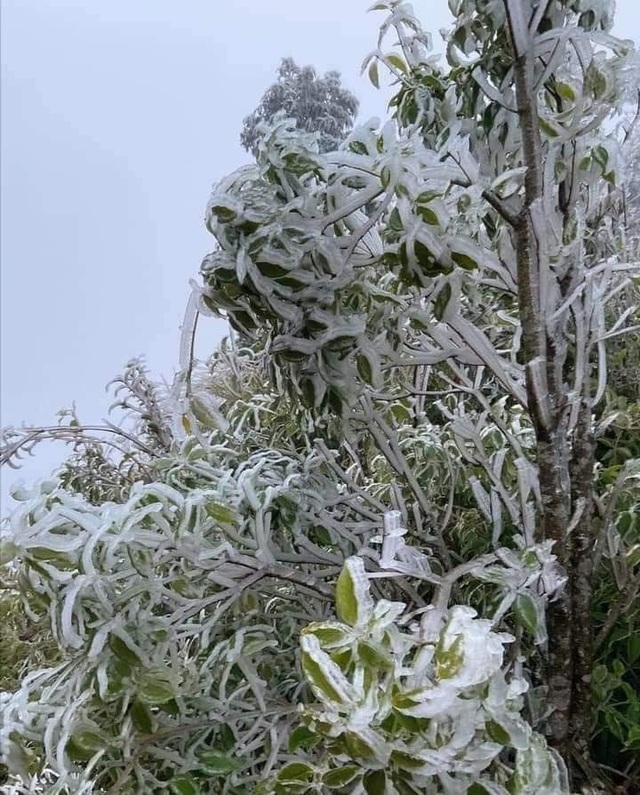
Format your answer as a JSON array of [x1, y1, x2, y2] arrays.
[[240, 57, 359, 155]]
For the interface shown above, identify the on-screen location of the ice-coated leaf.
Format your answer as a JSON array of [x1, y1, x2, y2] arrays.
[[287, 725, 319, 753], [513, 734, 570, 794], [300, 634, 355, 706], [538, 116, 561, 138], [434, 282, 452, 321], [514, 593, 539, 636], [358, 640, 393, 671], [450, 245, 479, 271], [363, 769, 386, 795], [0, 539, 17, 565], [108, 633, 143, 668], [198, 751, 244, 775], [137, 669, 178, 705], [169, 778, 201, 795], [368, 60, 380, 89], [357, 351, 374, 385], [335, 556, 374, 627], [434, 633, 464, 680], [189, 394, 229, 433], [489, 167, 527, 196], [385, 53, 408, 74], [205, 500, 238, 526], [322, 765, 361, 788], [277, 761, 315, 783], [343, 728, 382, 760], [66, 725, 111, 761], [486, 719, 511, 746], [302, 622, 352, 648], [130, 699, 153, 734]]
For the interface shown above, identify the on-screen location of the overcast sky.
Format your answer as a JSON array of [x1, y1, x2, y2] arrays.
[[2, 0, 639, 511]]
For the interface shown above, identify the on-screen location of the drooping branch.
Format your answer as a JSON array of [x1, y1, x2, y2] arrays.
[[1, 423, 160, 470]]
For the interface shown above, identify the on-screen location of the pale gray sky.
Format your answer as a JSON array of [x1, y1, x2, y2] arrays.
[[1, 0, 639, 510]]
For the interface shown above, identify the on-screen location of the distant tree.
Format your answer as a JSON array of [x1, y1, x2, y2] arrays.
[[240, 57, 359, 155]]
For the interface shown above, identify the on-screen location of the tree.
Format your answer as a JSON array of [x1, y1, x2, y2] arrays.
[[2, 1, 639, 793], [240, 57, 359, 155], [622, 118, 640, 253]]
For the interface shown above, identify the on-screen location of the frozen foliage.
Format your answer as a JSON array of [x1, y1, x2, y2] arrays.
[[268, 555, 569, 794], [1, 474, 569, 792], [240, 58, 359, 155], [2, 0, 640, 792]]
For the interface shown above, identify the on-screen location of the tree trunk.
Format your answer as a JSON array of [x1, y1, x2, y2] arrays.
[[504, 4, 596, 781]]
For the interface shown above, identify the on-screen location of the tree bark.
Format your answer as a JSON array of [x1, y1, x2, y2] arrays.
[[504, 1, 596, 779]]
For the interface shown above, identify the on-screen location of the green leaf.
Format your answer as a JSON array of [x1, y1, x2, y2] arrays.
[[349, 141, 368, 156], [486, 720, 511, 745], [217, 724, 236, 752], [392, 689, 423, 711], [358, 640, 392, 671], [277, 762, 315, 783], [209, 204, 237, 223], [170, 778, 201, 795], [66, 727, 110, 762], [344, 731, 376, 759], [303, 623, 349, 647], [390, 749, 425, 770], [514, 593, 538, 636], [331, 648, 352, 669], [0, 540, 17, 566], [386, 53, 408, 74], [434, 282, 452, 321], [451, 250, 477, 270], [158, 697, 180, 716], [368, 60, 380, 89], [76, 730, 108, 752], [29, 547, 74, 566], [556, 82, 576, 102], [357, 353, 373, 385], [585, 62, 609, 99], [414, 239, 435, 269], [395, 779, 423, 795], [327, 388, 344, 415], [322, 765, 361, 789], [335, 557, 373, 627], [593, 144, 609, 170], [538, 117, 560, 138], [301, 637, 351, 705], [300, 377, 321, 408], [435, 634, 464, 680], [130, 700, 153, 734], [108, 634, 142, 668], [190, 395, 227, 431], [137, 670, 176, 705], [389, 207, 403, 232], [256, 261, 290, 278], [626, 725, 640, 750], [308, 524, 332, 546], [627, 632, 640, 664], [467, 784, 492, 795], [206, 501, 237, 526], [198, 752, 243, 775], [363, 770, 386, 795], [417, 205, 439, 225], [288, 725, 319, 753]]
